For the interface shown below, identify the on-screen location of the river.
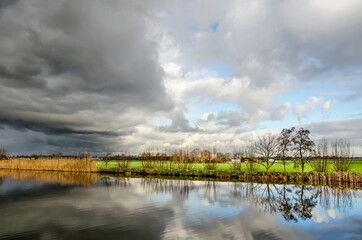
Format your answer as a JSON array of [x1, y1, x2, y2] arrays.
[[0, 170, 361, 239]]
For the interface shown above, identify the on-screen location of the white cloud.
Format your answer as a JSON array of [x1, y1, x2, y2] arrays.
[[1, 0, 362, 154], [294, 96, 324, 119], [322, 100, 338, 112]]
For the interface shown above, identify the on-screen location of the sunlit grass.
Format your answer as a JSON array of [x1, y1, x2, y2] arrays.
[[97, 160, 362, 173], [0, 157, 97, 172]]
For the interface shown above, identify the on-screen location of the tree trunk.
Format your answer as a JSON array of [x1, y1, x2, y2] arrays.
[[283, 161, 286, 172], [300, 148, 304, 172]]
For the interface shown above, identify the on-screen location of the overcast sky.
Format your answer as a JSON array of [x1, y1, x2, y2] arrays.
[[0, 0, 361, 155]]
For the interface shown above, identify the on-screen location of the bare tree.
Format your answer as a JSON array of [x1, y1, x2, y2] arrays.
[[292, 128, 315, 172], [331, 139, 352, 172], [0, 148, 8, 160], [254, 134, 280, 172], [277, 127, 295, 172], [78, 151, 90, 158], [202, 149, 216, 170], [311, 139, 329, 172], [102, 152, 112, 168]]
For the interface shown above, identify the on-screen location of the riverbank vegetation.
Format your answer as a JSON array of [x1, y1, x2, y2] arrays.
[[0, 157, 97, 172], [0, 127, 361, 184], [0, 169, 97, 186]]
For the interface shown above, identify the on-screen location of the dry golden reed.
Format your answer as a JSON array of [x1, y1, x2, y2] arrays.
[[0, 169, 97, 186], [0, 157, 97, 172]]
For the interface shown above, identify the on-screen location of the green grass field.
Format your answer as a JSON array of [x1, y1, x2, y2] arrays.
[[97, 159, 362, 173]]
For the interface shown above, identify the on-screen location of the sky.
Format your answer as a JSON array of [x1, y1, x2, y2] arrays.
[[0, 0, 361, 156]]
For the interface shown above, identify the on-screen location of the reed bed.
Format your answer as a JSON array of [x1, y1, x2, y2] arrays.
[[0, 169, 97, 186], [0, 157, 97, 172]]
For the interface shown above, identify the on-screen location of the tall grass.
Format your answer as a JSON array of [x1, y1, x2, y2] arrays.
[[0, 169, 97, 186], [0, 157, 97, 172]]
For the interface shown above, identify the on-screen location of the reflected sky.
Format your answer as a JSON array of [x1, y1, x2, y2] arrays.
[[0, 173, 361, 240]]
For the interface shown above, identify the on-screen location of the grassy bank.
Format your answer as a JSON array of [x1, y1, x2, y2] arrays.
[[97, 159, 362, 186], [1, 158, 361, 185], [0, 157, 97, 172], [98, 166, 361, 186], [97, 160, 362, 173]]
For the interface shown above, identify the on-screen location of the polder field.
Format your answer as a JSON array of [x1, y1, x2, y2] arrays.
[[97, 159, 362, 173]]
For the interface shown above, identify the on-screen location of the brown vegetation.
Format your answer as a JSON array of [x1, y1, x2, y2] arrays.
[[0, 148, 8, 160], [0, 169, 97, 186], [0, 157, 97, 172]]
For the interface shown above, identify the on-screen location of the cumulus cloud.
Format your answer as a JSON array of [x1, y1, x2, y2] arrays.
[[294, 97, 324, 119], [322, 100, 338, 112], [270, 102, 291, 120], [1, 0, 362, 154]]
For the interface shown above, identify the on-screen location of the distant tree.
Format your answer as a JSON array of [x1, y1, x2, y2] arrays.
[[277, 127, 295, 172], [253, 134, 280, 172], [311, 139, 329, 172], [291, 128, 315, 172], [331, 139, 352, 172], [78, 151, 90, 158], [51, 152, 63, 159], [0, 148, 8, 160], [103, 152, 112, 168]]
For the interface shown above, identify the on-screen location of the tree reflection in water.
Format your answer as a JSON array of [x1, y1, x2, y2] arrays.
[[140, 178, 196, 198], [293, 185, 317, 220], [115, 177, 131, 188], [230, 182, 355, 223], [97, 177, 357, 223]]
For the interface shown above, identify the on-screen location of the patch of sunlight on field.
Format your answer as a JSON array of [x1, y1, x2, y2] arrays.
[[97, 160, 362, 173]]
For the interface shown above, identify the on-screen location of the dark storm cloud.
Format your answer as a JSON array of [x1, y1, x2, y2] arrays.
[[0, 0, 173, 153], [0, 0, 18, 10]]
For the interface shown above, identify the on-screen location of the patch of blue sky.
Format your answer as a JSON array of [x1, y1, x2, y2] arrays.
[[189, 22, 219, 32], [209, 22, 219, 32], [205, 63, 232, 79], [258, 117, 297, 132], [275, 80, 358, 121], [297, 51, 325, 70]]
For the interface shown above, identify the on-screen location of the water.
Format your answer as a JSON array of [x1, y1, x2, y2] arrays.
[[0, 171, 361, 240]]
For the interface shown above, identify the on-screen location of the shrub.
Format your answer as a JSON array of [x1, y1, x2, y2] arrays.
[[0, 148, 8, 160]]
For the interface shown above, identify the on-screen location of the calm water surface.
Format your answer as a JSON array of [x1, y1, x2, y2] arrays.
[[0, 171, 361, 240]]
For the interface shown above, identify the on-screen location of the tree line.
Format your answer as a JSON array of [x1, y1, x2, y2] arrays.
[[0, 127, 356, 173], [252, 127, 353, 172]]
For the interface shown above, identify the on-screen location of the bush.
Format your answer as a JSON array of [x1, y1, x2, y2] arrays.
[[0, 148, 8, 160], [229, 162, 242, 171], [245, 160, 258, 174]]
